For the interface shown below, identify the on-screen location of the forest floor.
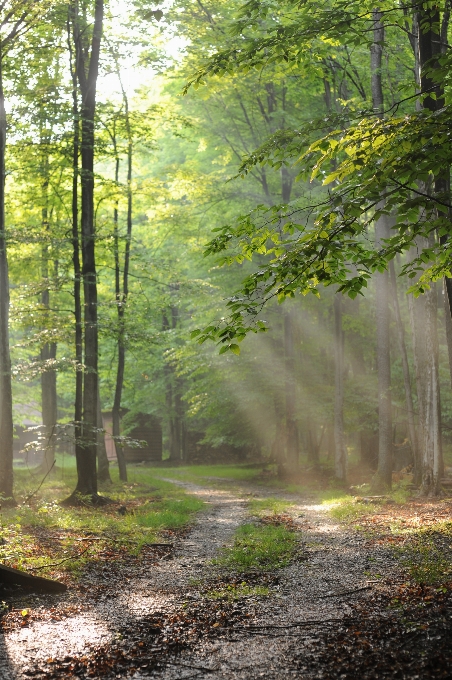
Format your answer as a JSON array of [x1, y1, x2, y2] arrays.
[[1, 467, 452, 679]]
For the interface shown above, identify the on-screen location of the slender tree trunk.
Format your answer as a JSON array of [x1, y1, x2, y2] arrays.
[[164, 307, 184, 462], [334, 295, 346, 480], [407, 278, 425, 486], [371, 10, 392, 489], [40, 294, 57, 474], [443, 279, 452, 388], [0, 62, 14, 505], [374, 212, 393, 489], [111, 78, 134, 481], [70, 0, 104, 499], [389, 261, 418, 472], [39, 148, 57, 475], [420, 277, 442, 496], [96, 384, 111, 483], [414, 7, 444, 495], [284, 310, 299, 472], [270, 321, 286, 477], [67, 13, 84, 494], [112, 153, 127, 481]]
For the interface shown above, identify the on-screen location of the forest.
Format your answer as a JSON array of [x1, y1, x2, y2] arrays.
[[0, 1, 451, 678]]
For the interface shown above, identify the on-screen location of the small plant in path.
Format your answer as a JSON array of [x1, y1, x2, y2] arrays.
[[215, 522, 299, 571]]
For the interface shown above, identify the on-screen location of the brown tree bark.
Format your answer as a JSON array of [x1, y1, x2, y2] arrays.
[[96, 384, 111, 483], [443, 279, 452, 389], [67, 10, 84, 495], [39, 141, 57, 475], [371, 10, 392, 490], [333, 294, 346, 480], [111, 74, 134, 481], [413, 5, 444, 495], [0, 53, 14, 505], [389, 262, 418, 474], [69, 0, 104, 500], [40, 272, 57, 474], [420, 276, 442, 496], [163, 308, 185, 462], [284, 310, 299, 472], [111, 150, 128, 481]]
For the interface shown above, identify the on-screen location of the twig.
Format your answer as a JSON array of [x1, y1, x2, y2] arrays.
[[242, 617, 350, 630], [74, 537, 172, 548], [318, 585, 372, 598], [25, 544, 93, 572], [23, 459, 56, 505], [164, 661, 219, 673]]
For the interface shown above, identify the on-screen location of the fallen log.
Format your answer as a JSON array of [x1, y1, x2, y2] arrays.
[[0, 563, 67, 593]]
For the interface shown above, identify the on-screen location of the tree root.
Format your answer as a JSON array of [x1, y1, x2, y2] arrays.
[[60, 492, 113, 507]]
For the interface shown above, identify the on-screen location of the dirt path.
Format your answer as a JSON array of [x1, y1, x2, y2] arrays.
[[0, 482, 449, 679]]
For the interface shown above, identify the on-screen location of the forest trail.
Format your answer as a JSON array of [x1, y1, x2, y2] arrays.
[[0, 481, 447, 679]]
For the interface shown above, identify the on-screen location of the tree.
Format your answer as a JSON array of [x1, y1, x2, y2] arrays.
[[185, 0, 452, 493], [371, 10, 392, 490], [0, 1, 51, 505], [68, 0, 104, 501], [333, 294, 346, 481]]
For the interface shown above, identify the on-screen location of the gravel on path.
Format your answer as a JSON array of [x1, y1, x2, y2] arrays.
[[0, 481, 436, 679]]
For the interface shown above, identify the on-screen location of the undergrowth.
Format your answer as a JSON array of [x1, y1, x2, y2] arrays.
[[215, 523, 298, 571], [394, 523, 452, 586], [248, 498, 294, 516], [206, 582, 270, 600], [0, 462, 204, 575]]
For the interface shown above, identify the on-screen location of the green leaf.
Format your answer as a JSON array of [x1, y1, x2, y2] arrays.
[[143, 9, 163, 21]]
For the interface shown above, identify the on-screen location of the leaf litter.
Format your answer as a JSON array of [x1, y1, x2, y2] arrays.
[[1, 482, 452, 679]]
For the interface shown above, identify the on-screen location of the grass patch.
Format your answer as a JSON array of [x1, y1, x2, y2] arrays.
[[323, 496, 379, 522], [152, 464, 261, 485], [248, 498, 294, 516], [394, 523, 452, 586], [215, 523, 298, 571], [0, 461, 204, 575], [136, 496, 204, 531], [206, 582, 269, 601]]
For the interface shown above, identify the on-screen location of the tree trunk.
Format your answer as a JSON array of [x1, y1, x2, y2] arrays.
[[407, 280, 426, 486], [96, 384, 111, 483], [112, 153, 127, 482], [163, 307, 184, 463], [374, 211, 392, 490], [67, 11, 84, 495], [40, 339, 57, 474], [39, 158, 57, 475], [371, 10, 392, 490], [408, 237, 443, 494], [70, 0, 104, 499], [419, 277, 442, 496], [389, 261, 418, 472], [0, 62, 14, 505], [443, 279, 452, 389], [111, 76, 134, 481], [333, 294, 346, 480], [414, 9, 444, 495], [284, 310, 299, 472], [271, 324, 286, 478]]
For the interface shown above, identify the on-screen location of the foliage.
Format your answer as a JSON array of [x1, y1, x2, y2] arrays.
[[395, 524, 452, 586], [206, 582, 270, 600], [0, 463, 204, 574], [215, 522, 299, 570], [248, 498, 294, 516]]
